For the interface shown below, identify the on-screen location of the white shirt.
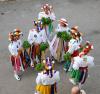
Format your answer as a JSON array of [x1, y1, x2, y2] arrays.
[[17, 39, 22, 49], [8, 41, 19, 56], [68, 39, 80, 54], [36, 70, 60, 85], [28, 29, 41, 44], [38, 29, 47, 43], [72, 55, 94, 70]]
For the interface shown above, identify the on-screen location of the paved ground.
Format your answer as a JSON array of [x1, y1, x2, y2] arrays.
[[0, 0, 100, 94]]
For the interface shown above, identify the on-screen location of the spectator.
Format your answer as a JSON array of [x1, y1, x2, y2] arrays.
[[71, 86, 86, 94]]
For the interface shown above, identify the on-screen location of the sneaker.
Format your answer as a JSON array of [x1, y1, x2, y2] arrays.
[[80, 89, 86, 94], [69, 78, 76, 85], [63, 68, 67, 72], [14, 74, 20, 81]]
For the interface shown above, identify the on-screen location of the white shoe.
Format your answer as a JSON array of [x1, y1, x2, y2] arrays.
[[68, 67, 71, 72], [63, 68, 67, 72], [14, 74, 20, 81], [80, 90, 86, 94], [69, 78, 76, 85], [20, 66, 24, 72]]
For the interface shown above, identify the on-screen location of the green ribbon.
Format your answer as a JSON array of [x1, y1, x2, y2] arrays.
[[48, 22, 53, 33]]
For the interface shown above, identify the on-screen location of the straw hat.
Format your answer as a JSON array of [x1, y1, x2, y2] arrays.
[[13, 28, 23, 36], [71, 26, 83, 40], [59, 18, 68, 26]]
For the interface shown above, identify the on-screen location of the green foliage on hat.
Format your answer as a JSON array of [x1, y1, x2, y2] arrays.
[[64, 52, 71, 61], [35, 63, 44, 71], [40, 42, 49, 51], [22, 40, 31, 49]]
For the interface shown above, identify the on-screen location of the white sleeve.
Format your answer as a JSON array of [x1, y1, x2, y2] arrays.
[[40, 30, 47, 42], [18, 39, 22, 48], [9, 44, 18, 56], [8, 44, 11, 54], [55, 24, 61, 32], [73, 62, 79, 70], [28, 31, 34, 45], [72, 57, 81, 70], [36, 73, 42, 85], [54, 71, 60, 82], [68, 46, 75, 54], [43, 31, 47, 42], [50, 12, 56, 21], [87, 56, 95, 67], [68, 39, 79, 53], [38, 12, 43, 20], [79, 37, 82, 45], [66, 27, 71, 34]]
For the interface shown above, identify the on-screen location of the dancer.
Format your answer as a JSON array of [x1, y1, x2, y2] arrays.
[[49, 18, 71, 62], [64, 26, 82, 72], [69, 41, 94, 87], [14, 29, 25, 71], [35, 57, 60, 94], [8, 30, 24, 81], [38, 4, 56, 39], [28, 20, 48, 67]]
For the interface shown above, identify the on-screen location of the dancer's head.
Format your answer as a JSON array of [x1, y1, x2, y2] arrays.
[[41, 4, 53, 14], [59, 18, 68, 27], [43, 57, 55, 78], [71, 26, 82, 40], [71, 86, 80, 94], [13, 28, 23, 40], [33, 20, 43, 32]]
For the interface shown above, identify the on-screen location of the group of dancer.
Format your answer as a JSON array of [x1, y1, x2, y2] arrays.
[[8, 3, 94, 94]]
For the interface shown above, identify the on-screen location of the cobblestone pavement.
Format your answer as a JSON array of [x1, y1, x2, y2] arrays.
[[0, 0, 100, 94]]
